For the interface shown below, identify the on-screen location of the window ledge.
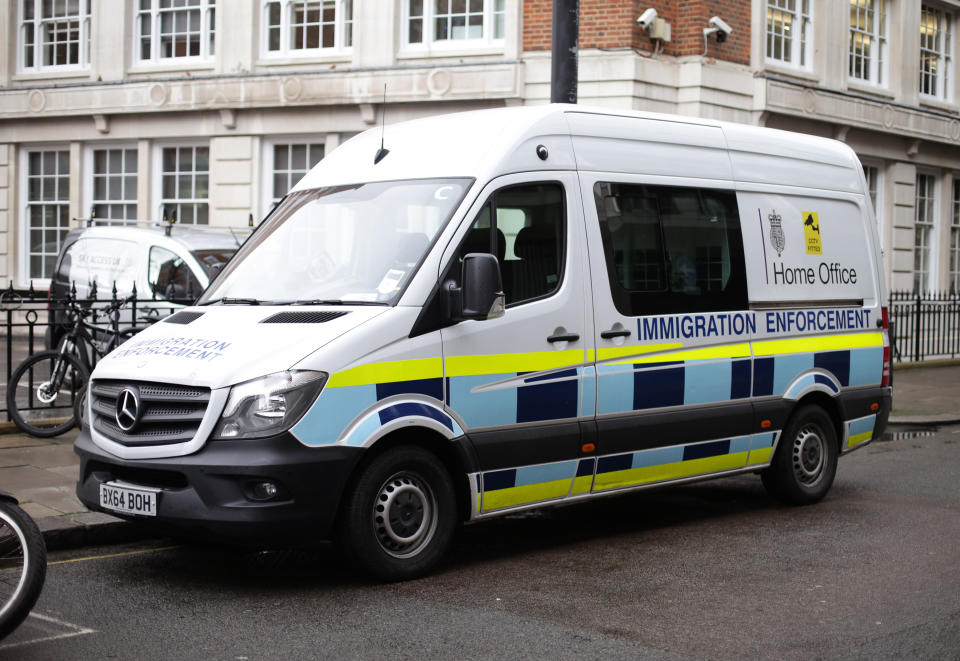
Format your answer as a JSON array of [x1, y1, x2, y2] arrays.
[[128, 61, 215, 76], [12, 69, 92, 83], [761, 62, 819, 84], [397, 44, 506, 60], [918, 95, 959, 114], [256, 53, 353, 68], [846, 81, 896, 100]]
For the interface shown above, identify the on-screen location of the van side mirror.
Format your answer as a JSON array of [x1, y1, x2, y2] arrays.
[[446, 253, 505, 322]]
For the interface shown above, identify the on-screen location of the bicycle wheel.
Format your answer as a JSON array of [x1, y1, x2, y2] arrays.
[[0, 501, 47, 640], [6, 350, 89, 438]]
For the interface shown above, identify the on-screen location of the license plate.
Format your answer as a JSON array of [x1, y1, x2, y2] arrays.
[[99, 482, 159, 517]]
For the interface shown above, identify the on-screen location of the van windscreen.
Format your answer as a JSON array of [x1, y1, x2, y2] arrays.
[[198, 178, 471, 306]]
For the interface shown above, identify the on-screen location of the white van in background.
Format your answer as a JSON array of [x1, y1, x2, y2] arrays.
[[47, 225, 243, 346], [74, 105, 892, 581]]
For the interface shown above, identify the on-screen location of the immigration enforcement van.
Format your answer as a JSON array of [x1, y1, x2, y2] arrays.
[[75, 105, 892, 580]]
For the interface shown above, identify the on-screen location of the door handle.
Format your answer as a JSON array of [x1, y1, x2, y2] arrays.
[[600, 328, 632, 339], [547, 333, 580, 343]]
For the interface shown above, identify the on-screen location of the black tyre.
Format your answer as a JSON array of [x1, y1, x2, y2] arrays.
[[339, 446, 457, 581], [74, 385, 89, 431], [0, 501, 47, 640], [762, 404, 838, 505], [6, 350, 89, 438]]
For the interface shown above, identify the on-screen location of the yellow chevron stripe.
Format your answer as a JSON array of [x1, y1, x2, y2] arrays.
[[603, 342, 752, 365], [482, 478, 572, 511], [446, 349, 585, 377], [752, 331, 882, 357], [847, 430, 873, 448], [593, 451, 749, 491], [327, 357, 443, 388], [747, 447, 773, 466]]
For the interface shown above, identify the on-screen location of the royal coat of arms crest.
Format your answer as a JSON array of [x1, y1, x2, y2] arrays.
[[768, 210, 785, 257]]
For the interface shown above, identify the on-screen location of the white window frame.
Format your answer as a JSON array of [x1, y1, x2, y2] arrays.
[[135, 0, 216, 65], [765, 0, 812, 69], [19, 147, 72, 286], [920, 4, 953, 101], [18, 0, 91, 73], [261, 138, 326, 217], [861, 160, 884, 249], [401, 0, 506, 53], [951, 176, 960, 294], [83, 145, 139, 226], [914, 172, 939, 293], [261, 0, 353, 57], [849, 0, 887, 87], [153, 143, 210, 226]]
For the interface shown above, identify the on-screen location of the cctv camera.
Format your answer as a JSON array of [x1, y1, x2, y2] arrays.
[[708, 16, 733, 35], [637, 8, 657, 29]]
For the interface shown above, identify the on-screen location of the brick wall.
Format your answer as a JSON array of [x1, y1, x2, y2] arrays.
[[523, 0, 751, 66]]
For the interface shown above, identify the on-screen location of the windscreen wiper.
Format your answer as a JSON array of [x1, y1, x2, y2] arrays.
[[294, 299, 387, 306], [199, 297, 262, 306]]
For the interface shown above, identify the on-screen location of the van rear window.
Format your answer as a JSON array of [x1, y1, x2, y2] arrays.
[[593, 182, 748, 316]]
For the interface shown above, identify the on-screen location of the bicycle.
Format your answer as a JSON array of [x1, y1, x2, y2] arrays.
[[5, 293, 140, 437], [0, 492, 46, 641]]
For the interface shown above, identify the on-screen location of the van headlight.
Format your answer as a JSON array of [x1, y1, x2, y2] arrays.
[[213, 371, 327, 440]]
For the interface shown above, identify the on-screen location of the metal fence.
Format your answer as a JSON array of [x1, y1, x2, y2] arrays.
[[1, 282, 192, 422], [889, 290, 960, 363]]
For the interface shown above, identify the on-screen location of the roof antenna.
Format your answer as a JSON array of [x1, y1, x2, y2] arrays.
[[374, 84, 390, 165]]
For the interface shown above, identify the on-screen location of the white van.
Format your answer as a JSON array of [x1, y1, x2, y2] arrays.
[[75, 105, 892, 580]]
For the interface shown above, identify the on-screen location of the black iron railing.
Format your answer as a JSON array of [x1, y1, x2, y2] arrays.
[[889, 290, 960, 363], [1, 282, 194, 422]]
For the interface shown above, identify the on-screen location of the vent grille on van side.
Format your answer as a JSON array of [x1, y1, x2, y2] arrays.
[[163, 311, 205, 325], [260, 311, 349, 324]]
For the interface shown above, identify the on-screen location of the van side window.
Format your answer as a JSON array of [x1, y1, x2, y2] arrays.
[[149, 247, 201, 300], [456, 183, 566, 306], [594, 182, 747, 315]]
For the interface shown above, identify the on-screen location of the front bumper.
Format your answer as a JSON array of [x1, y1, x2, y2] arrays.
[[75, 429, 363, 546]]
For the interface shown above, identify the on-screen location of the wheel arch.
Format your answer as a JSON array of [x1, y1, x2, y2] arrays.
[[792, 391, 844, 449], [339, 425, 476, 525]]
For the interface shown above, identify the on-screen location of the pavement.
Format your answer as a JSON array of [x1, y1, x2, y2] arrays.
[[1, 360, 958, 551]]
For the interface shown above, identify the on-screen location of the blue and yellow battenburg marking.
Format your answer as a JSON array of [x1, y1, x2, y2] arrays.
[[480, 459, 594, 512], [845, 414, 876, 450]]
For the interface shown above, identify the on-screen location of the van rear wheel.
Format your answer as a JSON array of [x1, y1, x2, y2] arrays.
[[761, 404, 838, 505], [339, 445, 456, 581]]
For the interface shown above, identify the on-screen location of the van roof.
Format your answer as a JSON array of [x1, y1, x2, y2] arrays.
[[295, 104, 864, 195], [64, 225, 245, 251]]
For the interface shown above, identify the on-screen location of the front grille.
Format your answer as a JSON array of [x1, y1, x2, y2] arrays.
[[91, 379, 211, 447]]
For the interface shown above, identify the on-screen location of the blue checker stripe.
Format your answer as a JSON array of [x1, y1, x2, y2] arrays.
[[848, 346, 882, 386], [517, 374, 578, 423], [683, 361, 731, 405], [731, 359, 751, 399], [729, 436, 751, 454], [514, 461, 577, 487], [448, 373, 517, 428], [815, 350, 850, 387], [377, 377, 443, 402], [293, 383, 377, 446], [683, 439, 730, 461], [484, 469, 516, 491], [634, 362, 684, 409], [633, 446, 683, 468], [751, 432, 776, 449], [848, 414, 876, 437], [597, 453, 633, 473], [753, 357, 774, 397], [576, 459, 595, 477], [774, 353, 814, 395], [814, 374, 839, 392], [378, 402, 454, 431]]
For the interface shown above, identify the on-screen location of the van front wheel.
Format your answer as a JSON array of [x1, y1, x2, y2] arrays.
[[340, 446, 456, 581], [761, 405, 838, 505]]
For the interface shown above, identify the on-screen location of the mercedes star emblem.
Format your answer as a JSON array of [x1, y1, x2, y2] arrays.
[[115, 387, 142, 432]]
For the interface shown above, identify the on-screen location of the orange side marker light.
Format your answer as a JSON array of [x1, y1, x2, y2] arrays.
[[581, 443, 596, 453], [760, 419, 772, 429]]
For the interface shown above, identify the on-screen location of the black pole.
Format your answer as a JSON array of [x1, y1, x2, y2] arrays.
[[551, 0, 579, 104]]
